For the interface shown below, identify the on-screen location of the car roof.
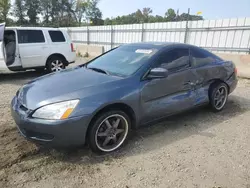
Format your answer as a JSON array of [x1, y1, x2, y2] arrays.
[[122, 42, 196, 50], [5, 27, 65, 31]]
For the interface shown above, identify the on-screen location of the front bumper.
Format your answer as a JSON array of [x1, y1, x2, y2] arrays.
[[11, 96, 91, 147]]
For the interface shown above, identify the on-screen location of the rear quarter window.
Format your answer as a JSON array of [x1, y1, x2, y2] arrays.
[[49, 31, 66, 42], [191, 48, 221, 67], [17, 30, 45, 43]]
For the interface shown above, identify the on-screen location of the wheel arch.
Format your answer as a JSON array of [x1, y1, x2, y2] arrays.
[[87, 102, 137, 135], [208, 79, 230, 97], [46, 53, 67, 66]]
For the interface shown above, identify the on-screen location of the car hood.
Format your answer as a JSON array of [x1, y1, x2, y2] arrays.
[[18, 67, 123, 110]]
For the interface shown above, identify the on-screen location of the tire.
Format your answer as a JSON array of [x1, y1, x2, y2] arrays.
[[46, 56, 66, 73], [88, 110, 131, 153], [209, 82, 228, 112]]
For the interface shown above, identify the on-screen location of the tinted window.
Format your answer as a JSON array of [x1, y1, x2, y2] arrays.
[[49, 31, 66, 42], [191, 48, 221, 67], [158, 48, 190, 72], [18, 30, 45, 43]]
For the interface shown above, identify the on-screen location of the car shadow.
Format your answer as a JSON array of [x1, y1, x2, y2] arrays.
[[39, 94, 250, 165]]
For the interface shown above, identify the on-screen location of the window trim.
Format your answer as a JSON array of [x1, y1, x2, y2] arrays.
[[17, 29, 46, 44]]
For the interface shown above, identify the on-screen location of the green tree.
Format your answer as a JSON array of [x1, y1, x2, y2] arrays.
[[13, 0, 27, 25], [104, 18, 112, 25], [134, 9, 143, 23], [63, 0, 78, 27], [148, 15, 165, 23], [0, 0, 11, 24], [40, 0, 51, 26], [142, 7, 152, 22], [178, 13, 203, 21], [86, 0, 103, 25], [25, 0, 41, 25], [75, 0, 88, 26], [165, 8, 176, 21]]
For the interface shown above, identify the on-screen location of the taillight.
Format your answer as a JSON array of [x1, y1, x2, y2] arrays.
[[71, 43, 75, 52]]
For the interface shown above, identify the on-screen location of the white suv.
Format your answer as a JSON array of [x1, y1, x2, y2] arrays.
[[0, 23, 76, 73]]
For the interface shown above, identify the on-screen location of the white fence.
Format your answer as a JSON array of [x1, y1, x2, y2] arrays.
[[67, 17, 250, 54]]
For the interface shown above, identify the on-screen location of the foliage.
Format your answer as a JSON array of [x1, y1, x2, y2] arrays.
[[165, 8, 176, 21], [26, 0, 41, 25], [75, 0, 88, 26], [104, 8, 203, 25], [0, 0, 11, 23], [86, 0, 103, 25], [13, 0, 27, 25], [3, 1, 204, 27]]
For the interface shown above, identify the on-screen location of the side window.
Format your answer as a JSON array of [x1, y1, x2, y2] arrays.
[[158, 48, 190, 72], [17, 30, 45, 44], [49, 31, 66, 42], [191, 48, 218, 67]]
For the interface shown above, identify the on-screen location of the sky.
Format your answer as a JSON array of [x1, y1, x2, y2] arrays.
[[98, 0, 250, 19]]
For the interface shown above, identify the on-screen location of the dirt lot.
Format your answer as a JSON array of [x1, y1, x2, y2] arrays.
[[0, 68, 250, 188]]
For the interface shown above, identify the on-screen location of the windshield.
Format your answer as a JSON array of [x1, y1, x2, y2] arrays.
[[87, 46, 157, 77]]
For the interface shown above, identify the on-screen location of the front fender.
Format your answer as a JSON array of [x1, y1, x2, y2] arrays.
[[71, 84, 141, 120]]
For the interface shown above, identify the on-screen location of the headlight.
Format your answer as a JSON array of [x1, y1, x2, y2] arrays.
[[32, 100, 79, 120]]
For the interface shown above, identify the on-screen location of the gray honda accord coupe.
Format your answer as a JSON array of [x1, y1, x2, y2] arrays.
[[11, 42, 238, 153]]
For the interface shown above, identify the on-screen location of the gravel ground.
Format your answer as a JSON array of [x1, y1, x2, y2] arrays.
[[0, 64, 250, 188]]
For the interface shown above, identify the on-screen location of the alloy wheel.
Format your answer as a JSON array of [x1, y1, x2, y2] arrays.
[[95, 114, 129, 152], [214, 85, 228, 110], [51, 60, 64, 72]]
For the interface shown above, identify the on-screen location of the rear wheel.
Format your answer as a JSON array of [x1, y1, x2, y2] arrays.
[[46, 56, 66, 73], [209, 82, 228, 112], [88, 110, 131, 153]]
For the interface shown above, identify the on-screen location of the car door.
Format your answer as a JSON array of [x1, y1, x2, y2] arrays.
[[17, 29, 49, 68], [140, 47, 197, 123], [0, 23, 9, 71], [5, 28, 22, 68]]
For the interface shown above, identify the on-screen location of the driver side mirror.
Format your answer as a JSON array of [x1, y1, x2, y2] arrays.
[[147, 67, 169, 79]]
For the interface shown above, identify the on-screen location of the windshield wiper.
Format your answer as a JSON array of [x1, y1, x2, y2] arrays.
[[87, 67, 109, 75]]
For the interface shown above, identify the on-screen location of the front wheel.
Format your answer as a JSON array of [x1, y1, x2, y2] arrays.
[[209, 82, 228, 112], [88, 111, 131, 153]]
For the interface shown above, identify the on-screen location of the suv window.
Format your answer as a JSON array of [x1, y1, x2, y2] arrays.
[[191, 48, 220, 67], [157, 48, 190, 72], [18, 30, 45, 44], [49, 31, 66, 42]]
